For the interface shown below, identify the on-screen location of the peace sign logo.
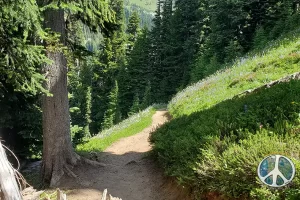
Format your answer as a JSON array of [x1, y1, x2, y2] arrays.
[[258, 155, 295, 187]]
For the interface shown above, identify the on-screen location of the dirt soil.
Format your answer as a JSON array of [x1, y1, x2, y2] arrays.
[[59, 111, 191, 200]]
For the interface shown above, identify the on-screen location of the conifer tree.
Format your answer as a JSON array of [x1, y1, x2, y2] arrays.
[[84, 86, 92, 138], [128, 93, 140, 116], [91, 0, 126, 132], [40, 0, 116, 186], [148, 0, 164, 103], [119, 10, 142, 116], [141, 81, 152, 110], [0, 1, 49, 96], [119, 27, 151, 115], [171, 0, 203, 88], [225, 40, 243, 63], [0, 0, 49, 159], [253, 26, 269, 50], [110, 0, 127, 67], [69, 60, 93, 143], [159, 0, 175, 102], [102, 80, 120, 130], [126, 11, 141, 54]]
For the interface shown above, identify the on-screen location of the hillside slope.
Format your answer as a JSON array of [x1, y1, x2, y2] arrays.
[[125, 0, 157, 12], [150, 30, 300, 199], [169, 31, 300, 117]]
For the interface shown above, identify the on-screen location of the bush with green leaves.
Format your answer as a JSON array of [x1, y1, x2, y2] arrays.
[[196, 131, 300, 199]]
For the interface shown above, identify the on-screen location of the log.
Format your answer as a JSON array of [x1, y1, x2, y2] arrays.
[[0, 140, 22, 200], [235, 72, 300, 98]]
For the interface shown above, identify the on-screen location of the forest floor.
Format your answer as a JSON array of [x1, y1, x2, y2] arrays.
[[59, 111, 191, 200]]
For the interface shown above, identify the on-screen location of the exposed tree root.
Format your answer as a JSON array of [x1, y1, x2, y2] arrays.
[[63, 165, 77, 179], [45, 152, 109, 188], [80, 156, 107, 167]]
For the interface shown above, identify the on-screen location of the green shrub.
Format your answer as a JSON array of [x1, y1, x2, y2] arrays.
[[253, 27, 268, 50], [196, 131, 300, 199], [71, 124, 84, 146]]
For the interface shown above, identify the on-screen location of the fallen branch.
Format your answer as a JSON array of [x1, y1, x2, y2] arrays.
[[81, 157, 107, 167], [235, 72, 300, 98]]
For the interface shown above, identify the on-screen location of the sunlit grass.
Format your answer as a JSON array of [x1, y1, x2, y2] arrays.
[[169, 30, 300, 117], [76, 107, 156, 154], [126, 0, 157, 12]]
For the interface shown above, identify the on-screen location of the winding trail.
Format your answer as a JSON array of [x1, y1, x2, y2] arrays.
[[60, 111, 190, 200]]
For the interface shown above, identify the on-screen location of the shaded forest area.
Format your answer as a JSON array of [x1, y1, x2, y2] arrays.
[[0, 0, 299, 185]]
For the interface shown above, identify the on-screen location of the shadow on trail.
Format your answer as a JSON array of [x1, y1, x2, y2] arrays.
[[58, 151, 191, 200]]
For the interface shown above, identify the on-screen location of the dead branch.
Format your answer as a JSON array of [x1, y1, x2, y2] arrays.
[[0, 141, 22, 199], [235, 72, 300, 98]]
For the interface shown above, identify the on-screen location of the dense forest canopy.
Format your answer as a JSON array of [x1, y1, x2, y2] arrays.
[[0, 0, 299, 186]]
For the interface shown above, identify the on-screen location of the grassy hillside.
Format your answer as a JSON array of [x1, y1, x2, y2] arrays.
[[126, 0, 157, 12], [77, 107, 155, 154], [169, 31, 300, 118], [150, 30, 300, 199]]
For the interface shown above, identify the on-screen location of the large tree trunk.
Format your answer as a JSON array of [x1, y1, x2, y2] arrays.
[[0, 140, 22, 200], [42, 8, 79, 187]]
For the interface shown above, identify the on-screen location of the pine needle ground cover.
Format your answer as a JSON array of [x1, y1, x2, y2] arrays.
[[77, 107, 155, 154], [150, 31, 300, 199]]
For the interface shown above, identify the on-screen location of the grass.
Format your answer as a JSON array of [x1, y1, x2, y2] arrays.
[[76, 106, 156, 154], [169, 29, 300, 118], [39, 190, 72, 200]]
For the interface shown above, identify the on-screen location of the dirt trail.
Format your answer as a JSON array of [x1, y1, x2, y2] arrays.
[[60, 111, 190, 200]]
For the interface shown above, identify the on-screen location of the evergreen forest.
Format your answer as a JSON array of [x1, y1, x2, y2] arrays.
[[0, 0, 300, 199]]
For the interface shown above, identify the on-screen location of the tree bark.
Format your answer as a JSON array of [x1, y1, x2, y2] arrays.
[[41, 8, 79, 187], [0, 140, 22, 200]]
